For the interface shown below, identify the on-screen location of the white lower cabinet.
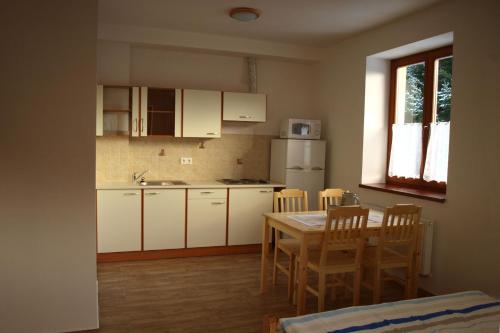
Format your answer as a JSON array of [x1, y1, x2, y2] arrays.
[[143, 189, 185, 250], [187, 189, 227, 247], [228, 188, 274, 245], [97, 190, 141, 253]]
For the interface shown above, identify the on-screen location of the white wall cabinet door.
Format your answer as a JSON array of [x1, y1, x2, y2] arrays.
[[187, 189, 227, 247], [144, 189, 185, 251], [228, 188, 273, 245], [97, 190, 141, 253], [96, 85, 103, 136], [223, 92, 266, 122], [139, 86, 148, 137], [182, 89, 221, 138], [131, 87, 140, 137]]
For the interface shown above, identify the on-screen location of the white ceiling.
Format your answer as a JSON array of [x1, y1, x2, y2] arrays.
[[98, 0, 443, 47]]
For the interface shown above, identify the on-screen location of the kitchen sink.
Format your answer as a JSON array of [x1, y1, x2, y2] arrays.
[[139, 180, 188, 186]]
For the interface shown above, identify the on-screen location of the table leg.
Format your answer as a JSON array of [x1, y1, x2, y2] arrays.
[[260, 217, 270, 293], [296, 236, 308, 315]]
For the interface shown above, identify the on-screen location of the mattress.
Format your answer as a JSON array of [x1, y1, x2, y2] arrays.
[[279, 290, 500, 333]]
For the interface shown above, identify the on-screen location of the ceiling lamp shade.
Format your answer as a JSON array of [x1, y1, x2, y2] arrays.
[[229, 7, 261, 22]]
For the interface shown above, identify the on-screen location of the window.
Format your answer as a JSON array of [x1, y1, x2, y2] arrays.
[[387, 46, 453, 193]]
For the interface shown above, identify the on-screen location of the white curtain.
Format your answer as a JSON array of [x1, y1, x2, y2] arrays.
[[388, 123, 422, 178], [424, 122, 450, 183]]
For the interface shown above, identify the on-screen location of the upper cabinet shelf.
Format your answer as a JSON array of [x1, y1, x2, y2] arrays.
[[223, 92, 266, 123]]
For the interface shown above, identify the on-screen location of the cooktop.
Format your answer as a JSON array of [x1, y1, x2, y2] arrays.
[[217, 178, 269, 185]]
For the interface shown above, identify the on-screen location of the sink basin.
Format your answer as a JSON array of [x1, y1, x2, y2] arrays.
[[139, 180, 188, 186]]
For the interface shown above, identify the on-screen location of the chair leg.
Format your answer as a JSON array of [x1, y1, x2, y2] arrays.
[[272, 235, 279, 286], [373, 268, 382, 304], [318, 273, 326, 312], [405, 265, 413, 299], [293, 257, 298, 305], [331, 274, 337, 302], [353, 269, 361, 306], [287, 254, 295, 301]]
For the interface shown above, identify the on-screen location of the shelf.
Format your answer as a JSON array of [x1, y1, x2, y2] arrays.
[[103, 109, 131, 113], [147, 110, 175, 114]]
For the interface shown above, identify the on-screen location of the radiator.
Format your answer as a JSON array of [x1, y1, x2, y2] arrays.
[[419, 218, 434, 276]]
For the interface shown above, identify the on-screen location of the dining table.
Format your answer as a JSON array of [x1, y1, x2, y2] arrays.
[[259, 209, 423, 315]]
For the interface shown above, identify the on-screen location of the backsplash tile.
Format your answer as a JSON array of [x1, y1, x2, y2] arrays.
[[96, 134, 273, 183]]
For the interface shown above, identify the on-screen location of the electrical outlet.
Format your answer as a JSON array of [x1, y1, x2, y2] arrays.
[[180, 157, 193, 165]]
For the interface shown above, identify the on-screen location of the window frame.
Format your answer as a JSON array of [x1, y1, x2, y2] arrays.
[[386, 45, 453, 193]]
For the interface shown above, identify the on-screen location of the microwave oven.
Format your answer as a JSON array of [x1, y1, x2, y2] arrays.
[[280, 119, 321, 139]]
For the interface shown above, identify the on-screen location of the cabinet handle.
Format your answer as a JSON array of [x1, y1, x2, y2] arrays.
[[200, 191, 215, 194], [123, 192, 140, 196], [260, 190, 273, 193], [134, 119, 138, 132], [211, 202, 225, 205], [239, 115, 252, 119], [141, 118, 144, 132], [145, 192, 160, 196], [206, 132, 218, 135]]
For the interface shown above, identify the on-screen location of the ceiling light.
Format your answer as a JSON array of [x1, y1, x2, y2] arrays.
[[229, 7, 261, 22]]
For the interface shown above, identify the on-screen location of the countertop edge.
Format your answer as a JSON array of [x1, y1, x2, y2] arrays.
[[96, 183, 287, 190]]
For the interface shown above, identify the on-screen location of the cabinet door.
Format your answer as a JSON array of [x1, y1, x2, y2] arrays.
[[144, 189, 185, 250], [187, 198, 227, 248], [140, 86, 148, 137], [96, 85, 103, 136], [223, 92, 266, 122], [228, 188, 273, 245], [97, 190, 141, 253], [182, 89, 221, 138], [131, 87, 140, 137]]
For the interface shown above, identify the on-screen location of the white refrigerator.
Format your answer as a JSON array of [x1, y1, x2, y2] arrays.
[[270, 139, 326, 210]]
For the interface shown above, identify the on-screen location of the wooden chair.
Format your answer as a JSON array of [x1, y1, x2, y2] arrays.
[[272, 189, 308, 300], [318, 188, 344, 210], [304, 206, 368, 312], [362, 204, 422, 304]]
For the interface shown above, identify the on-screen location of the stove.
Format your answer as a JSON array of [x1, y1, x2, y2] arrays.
[[217, 178, 269, 185]]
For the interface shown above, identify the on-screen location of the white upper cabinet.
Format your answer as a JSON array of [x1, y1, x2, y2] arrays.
[[139, 86, 148, 137], [96, 85, 103, 136], [131, 86, 140, 137], [223, 92, 266, 122], [182, 89, 221, 138]]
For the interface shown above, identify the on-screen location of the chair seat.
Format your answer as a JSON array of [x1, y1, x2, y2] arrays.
[[306, 250, 357, 273], [277, 238, 321, 255], [363, 246, 410, 268]]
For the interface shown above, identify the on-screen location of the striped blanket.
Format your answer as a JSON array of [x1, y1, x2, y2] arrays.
[[279, 291, 500, 333]]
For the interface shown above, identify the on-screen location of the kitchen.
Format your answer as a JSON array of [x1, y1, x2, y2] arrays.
[[96, 84, 326, 260], [4, 1, 500, 332]]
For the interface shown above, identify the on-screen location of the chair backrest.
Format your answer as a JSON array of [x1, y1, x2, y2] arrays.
[[273, 189, 308, 213], [318, 188, 344, 210], [378, 204, 422, 257], [319, 206, 369, 266]]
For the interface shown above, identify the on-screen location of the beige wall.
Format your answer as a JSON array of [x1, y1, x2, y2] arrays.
[[98, 41, 317, 136], [315, 0, 500, 296], [0, 1, 99, 332], [97, 134, 273, 183]]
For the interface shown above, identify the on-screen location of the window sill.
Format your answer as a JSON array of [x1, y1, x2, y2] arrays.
[[359, 183, 446, 203]]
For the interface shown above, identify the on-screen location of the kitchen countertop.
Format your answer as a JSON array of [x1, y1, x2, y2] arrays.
[[96, 181, 286, 190]]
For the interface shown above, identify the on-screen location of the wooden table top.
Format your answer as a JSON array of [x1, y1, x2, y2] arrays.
[[263, 210, 384, 234]]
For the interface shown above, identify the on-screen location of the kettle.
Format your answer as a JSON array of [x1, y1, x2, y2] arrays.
[[341, 191, 360, 206]]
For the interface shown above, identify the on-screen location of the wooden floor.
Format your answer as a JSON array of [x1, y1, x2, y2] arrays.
[[93, 253, 408, 333]]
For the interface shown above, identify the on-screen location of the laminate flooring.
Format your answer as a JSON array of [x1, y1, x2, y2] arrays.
[[92, 253, 408, 333]]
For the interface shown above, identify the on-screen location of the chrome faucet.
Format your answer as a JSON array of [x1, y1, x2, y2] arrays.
[[133, 170, 149, 183]]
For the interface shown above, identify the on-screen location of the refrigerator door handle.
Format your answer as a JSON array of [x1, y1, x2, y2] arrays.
[[288, 166, 304, 170], [311, 166, 324, 170]]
